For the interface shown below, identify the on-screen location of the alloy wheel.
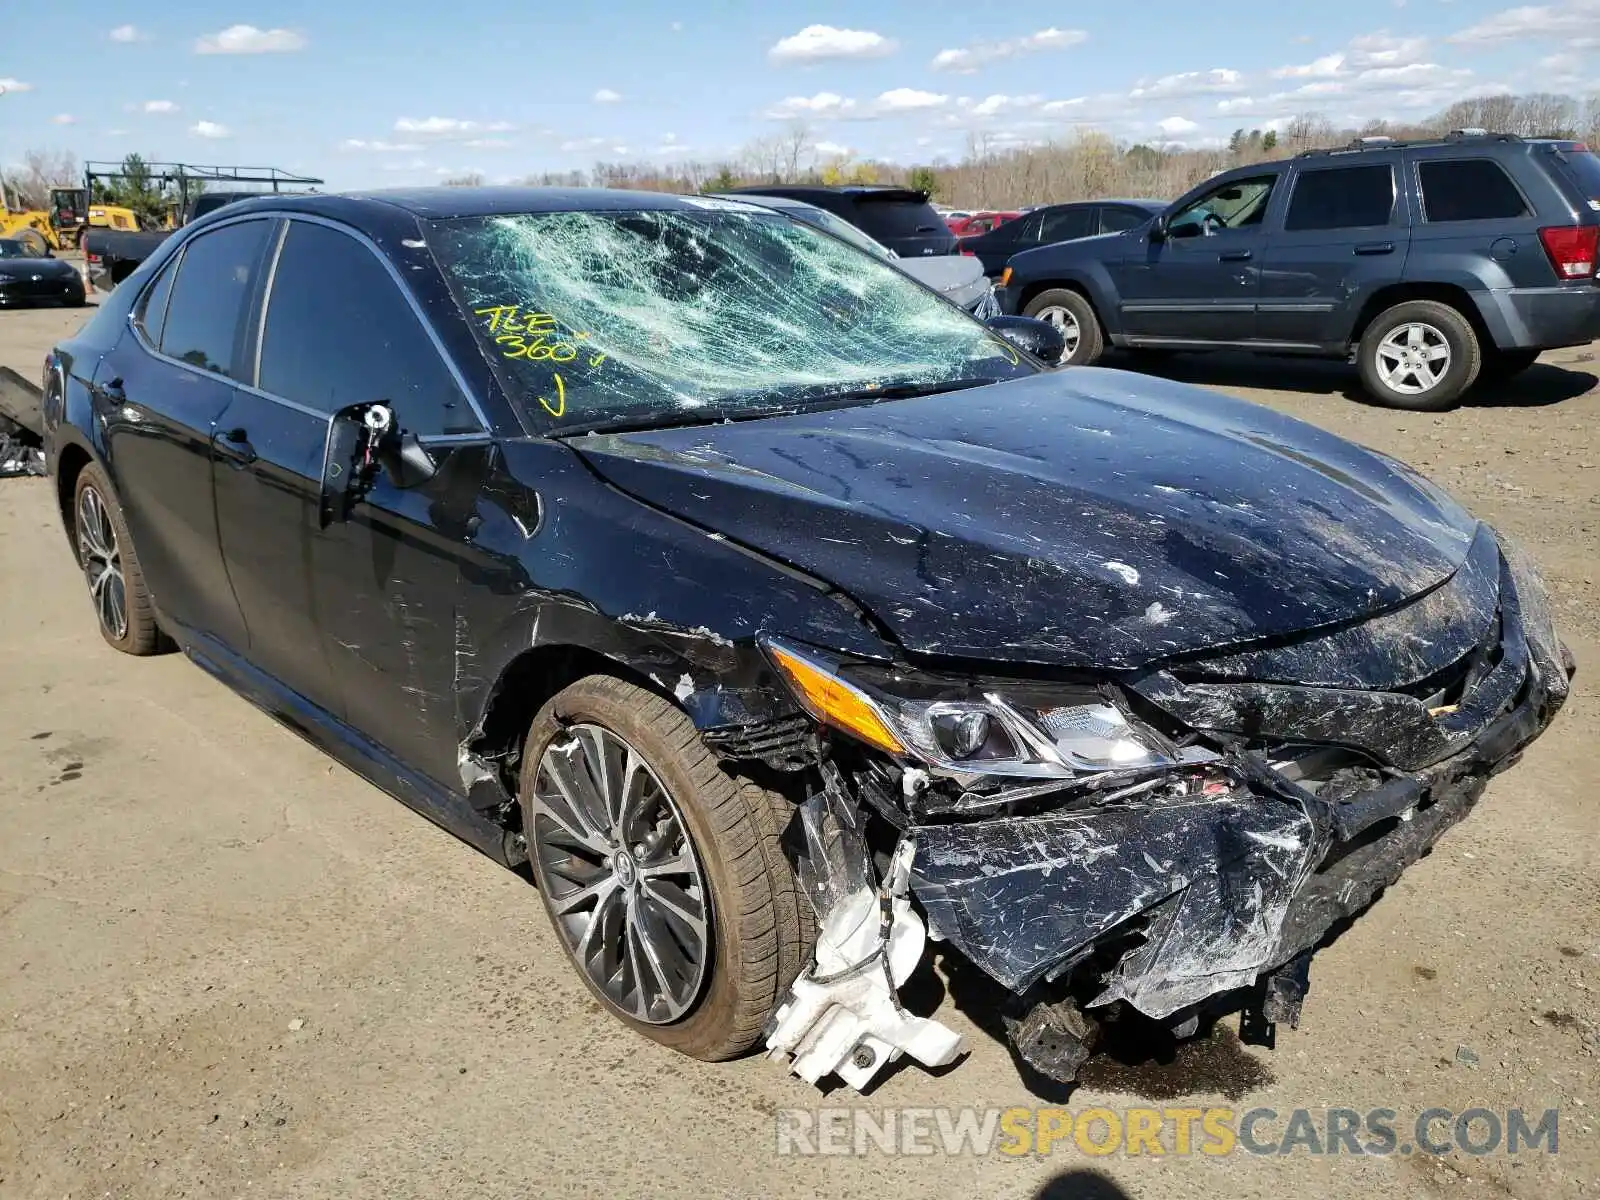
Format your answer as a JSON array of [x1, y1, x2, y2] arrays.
[[527, 723, 710, 1024], [1375, 323, 1451, 395], [76, 486, 127, 641], [1033, 305, 1081, 361]]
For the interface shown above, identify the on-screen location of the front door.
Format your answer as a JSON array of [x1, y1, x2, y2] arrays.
[[1112, 174, 1278, 343], [250, 217, 490, 787]]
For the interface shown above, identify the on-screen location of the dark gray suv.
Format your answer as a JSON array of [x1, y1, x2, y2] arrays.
[[998, 132, 1600, 409]]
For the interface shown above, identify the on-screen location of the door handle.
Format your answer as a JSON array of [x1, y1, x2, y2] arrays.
[[1219, 249, 1253, 261], [212, 426, 257, 467], [1354, 242, 1395, 255]]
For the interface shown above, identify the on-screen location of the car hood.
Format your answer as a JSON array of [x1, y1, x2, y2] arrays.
[[4, 257, 78, 277], [893, 254, 989, 308], [573, 368, 1479, 670]]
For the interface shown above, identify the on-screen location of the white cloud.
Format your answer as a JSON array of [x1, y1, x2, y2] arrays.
[[195, 24, 308, 54], [0, 78, 34, 94], [463, 138, 513, 149], [815, 140, 853, 157], [1450, 1, 1600, 44], [109, 24, 148, 42], [51, 113, 77, 125], [611, 144, 630, 155], [341, 138, 422, 152], [1346, 32, 1431, 67], [969, 93, 1044, 117], [1130, 68, 1245, 99], [1157, 116, 1200, 134], [931, 27, 1087, 73], [763, 91, 859, 119], [768, 25, 896, 64], [191, 120, 230, 138], [593, 88, 622, 103], [143, 99, 179, 113], [393, 116, 511, 135], [876, 87, 948, 111]]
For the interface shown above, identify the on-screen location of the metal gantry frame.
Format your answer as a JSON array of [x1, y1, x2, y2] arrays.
[[81, 161, 325, 213]]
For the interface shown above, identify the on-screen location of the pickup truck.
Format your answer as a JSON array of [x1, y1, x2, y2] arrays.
[[998, 132, 1600, 410], [82, 191, 260, 290]]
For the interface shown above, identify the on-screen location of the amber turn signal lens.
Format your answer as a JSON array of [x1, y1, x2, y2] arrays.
[[768, 645, 906, 756], [998, 267, 1012, 288]]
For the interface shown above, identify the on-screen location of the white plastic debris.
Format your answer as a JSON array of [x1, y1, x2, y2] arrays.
[[766, 833, 963, 1090]]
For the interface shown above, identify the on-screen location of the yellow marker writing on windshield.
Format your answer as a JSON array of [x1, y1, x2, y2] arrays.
[[539, 373, 566, 418]]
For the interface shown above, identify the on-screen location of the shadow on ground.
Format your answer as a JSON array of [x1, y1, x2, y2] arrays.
[[1108, 349, 1596, 410], [1032, 1168, 1135, 1199]]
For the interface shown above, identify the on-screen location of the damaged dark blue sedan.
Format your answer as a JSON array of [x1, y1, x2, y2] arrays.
[[40, 188, 1573, 1089]]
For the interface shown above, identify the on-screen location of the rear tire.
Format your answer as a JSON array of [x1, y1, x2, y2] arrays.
[[1357, 300, 1480, 411], [519, 675, 813, 1061], [71, 464, 164, 655], [1023, 288, 1105, 366]]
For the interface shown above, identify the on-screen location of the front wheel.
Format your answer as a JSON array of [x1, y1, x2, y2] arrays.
[[1023, 288, 1105, 366], [1356, 300, 1481, 411], [519, 676, 813, 1061]]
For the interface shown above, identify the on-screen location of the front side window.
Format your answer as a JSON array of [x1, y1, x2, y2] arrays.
[[159, 219, 272, 378], [1284, 164, 1396, 231], [1417, 159, 1528, 222], [257, 221, 478, 434], [1168, 175, 1278, 237], [428, 206, 1034, 433]]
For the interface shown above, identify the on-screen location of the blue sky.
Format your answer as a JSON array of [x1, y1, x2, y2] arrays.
[[2, 0, 1596, 189]]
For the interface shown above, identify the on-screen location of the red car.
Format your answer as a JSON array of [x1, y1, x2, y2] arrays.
[[946, 210, 1021, 237]]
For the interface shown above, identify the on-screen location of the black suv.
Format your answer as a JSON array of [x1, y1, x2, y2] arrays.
[[998, 132, 1600, 409], [726, 185, 956, 257]]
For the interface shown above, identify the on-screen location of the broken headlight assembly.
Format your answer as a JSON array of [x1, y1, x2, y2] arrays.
[[763, 637, 1179, 780]]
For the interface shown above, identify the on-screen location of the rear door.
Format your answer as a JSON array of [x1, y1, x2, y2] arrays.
[[1256, 156, 1410, 348], [99, 219, 274, 652], [249, 217, 489, 785]]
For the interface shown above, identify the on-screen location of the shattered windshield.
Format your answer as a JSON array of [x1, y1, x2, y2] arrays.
[[427, 205, 1034, 432]]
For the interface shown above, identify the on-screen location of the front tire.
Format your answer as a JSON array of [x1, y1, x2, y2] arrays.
[[1023, 288, 1105, 366], [1357, 300, 1480, 411], [71, 464, 164, 654], [519, 675, 813, 1061]]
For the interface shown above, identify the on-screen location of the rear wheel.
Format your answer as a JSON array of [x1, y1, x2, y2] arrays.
[[1023, 288, 1104, 366], [71, 464, 164, 654], [1357, 300, 1480, 411], [519, 675, 813, 1061]]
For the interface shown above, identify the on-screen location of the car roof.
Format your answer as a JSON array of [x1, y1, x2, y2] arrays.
[[218, 186, 742, 222]]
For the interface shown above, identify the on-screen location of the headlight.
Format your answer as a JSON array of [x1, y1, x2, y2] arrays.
[[764, 637, 1176, 779]]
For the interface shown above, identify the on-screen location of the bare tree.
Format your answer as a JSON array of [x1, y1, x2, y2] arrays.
[[0, 148, 79, 209], [441, 171, 486, 187], [781, 121, 815, 182]]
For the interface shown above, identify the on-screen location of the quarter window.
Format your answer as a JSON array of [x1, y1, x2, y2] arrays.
[[1039, 207, 1095, 243], [1418, 159, 1529, 222], [133, 252, 180, 347], [257, 220, 478, 435], [1284, 164, 1396, 231], [159, 219, 273, 378]]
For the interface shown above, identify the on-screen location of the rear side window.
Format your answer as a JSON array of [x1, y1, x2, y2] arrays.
[[133, 253, 179, 347], [159, 219, 272, 377], [1039, 207, 1095, 242], [1101, 207, 1152, 233], [1554, 150, 1600, 203], [257, 220, 477, 435], [1285, 165, 1396, 230], [1418, 159, 1529, 222]]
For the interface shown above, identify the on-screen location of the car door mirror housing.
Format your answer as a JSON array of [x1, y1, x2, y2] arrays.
[[985, 315, 1067, 363], [320, 402, 438, 527], [1149, 216, 1169, 242]]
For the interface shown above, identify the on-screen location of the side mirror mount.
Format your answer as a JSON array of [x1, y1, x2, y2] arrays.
[[1148, 215, 1169, 243], [319, 401, 437, 527], [985, 314, 1067, 363]]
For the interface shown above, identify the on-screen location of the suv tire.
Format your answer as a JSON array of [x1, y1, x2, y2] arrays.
[[1023, 289, 1104, 366], [519, 675, 814, 1061], [1358, 300, 1481, 411]]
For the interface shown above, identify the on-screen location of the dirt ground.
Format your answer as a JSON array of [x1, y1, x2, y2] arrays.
[[0, 301, 1595, 1200]]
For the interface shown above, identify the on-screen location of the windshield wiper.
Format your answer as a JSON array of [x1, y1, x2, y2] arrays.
[[795, 376, 998, 409]]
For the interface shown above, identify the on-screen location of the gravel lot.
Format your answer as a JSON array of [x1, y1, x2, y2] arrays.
[[1, 300, 1596, 1199]]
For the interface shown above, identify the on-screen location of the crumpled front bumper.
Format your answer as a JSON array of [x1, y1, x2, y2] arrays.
[[908, 537, 1570, 1027]]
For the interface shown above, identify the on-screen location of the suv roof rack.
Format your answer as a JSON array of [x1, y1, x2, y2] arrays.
[[1295, 131, 1524, 158]]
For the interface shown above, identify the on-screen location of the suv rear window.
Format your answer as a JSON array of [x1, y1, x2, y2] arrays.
[[1417, 159, 1529, 222], [847, 194, 948, 240], [1555, 149, 1600, 203]]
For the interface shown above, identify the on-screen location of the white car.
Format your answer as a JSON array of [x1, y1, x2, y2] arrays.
[[720, 193, 997, 316]]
